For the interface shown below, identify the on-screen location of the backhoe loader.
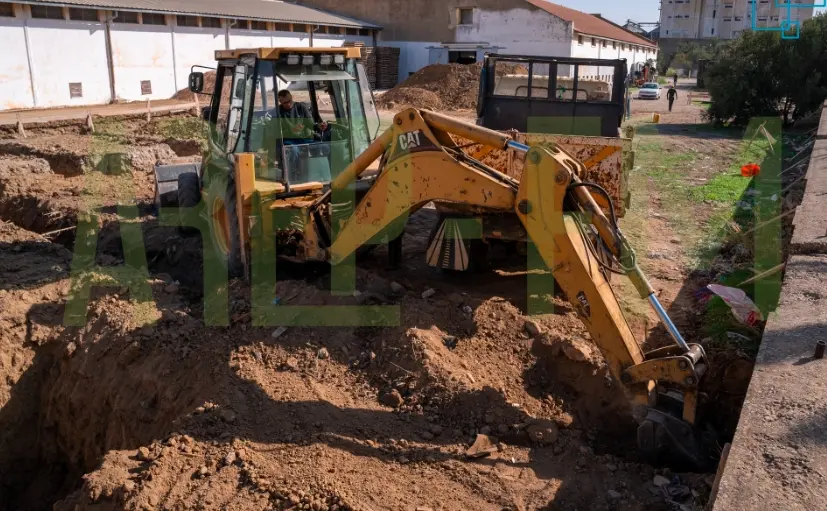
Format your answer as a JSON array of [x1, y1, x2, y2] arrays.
[[154, 47, 714, 468]]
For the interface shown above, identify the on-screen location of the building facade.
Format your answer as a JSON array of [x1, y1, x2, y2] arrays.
[[0, 0, 378, 110], [299, 0, 658, 82], [660, 0, 816, 40]]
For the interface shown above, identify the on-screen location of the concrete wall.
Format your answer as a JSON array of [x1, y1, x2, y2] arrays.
[[27, 17, 110, 107], [571, 35, 657, 79], [0, 4, 372, 110], [170, 25, 226, 97], [111, 23, 175, 101], [454, 6, 572, 56], [710, 105, 827, 511], [301, 0, 545, 41], [380, 6, 574, 83], [0, 6, 34, 109]]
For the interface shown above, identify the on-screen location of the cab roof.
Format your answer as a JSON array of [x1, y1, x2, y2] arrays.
[[215, 47, 362, 60]]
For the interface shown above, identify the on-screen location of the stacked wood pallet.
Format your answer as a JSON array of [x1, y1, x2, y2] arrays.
[[374, 47, 400, 89], [343, 43, 400, 89]]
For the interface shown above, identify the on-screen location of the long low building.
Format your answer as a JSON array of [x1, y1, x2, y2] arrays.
[[0, 0, 379, 110], [300, 0, 659, 81]]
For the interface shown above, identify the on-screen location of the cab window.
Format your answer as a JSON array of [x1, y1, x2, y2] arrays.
[[248, 58, 356, 186]]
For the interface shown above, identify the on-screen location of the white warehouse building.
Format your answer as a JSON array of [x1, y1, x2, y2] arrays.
[[299, 0, 659, 82], [0, 0, 379, 110]]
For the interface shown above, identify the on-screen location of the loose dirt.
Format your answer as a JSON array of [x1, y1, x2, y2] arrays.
[[0, 94, 800, 510], [376, 62, 526, 112]]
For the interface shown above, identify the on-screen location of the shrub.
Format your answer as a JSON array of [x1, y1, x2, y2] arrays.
[[705, 14, 827, 126]]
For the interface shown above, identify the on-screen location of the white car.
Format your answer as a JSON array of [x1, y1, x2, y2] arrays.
[[637, 82, 661, 100]]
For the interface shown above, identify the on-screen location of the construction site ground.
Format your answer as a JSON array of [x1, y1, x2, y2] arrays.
[[0, 81, 814, 511]]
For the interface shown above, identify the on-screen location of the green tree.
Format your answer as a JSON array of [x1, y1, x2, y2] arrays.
[[661, 40, 727, 74], [705, 14, 827, 126]]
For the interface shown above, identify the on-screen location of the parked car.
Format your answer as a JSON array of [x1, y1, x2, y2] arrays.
[[637, 82, 661, 100]]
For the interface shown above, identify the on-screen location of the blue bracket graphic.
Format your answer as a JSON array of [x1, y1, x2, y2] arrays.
[[751, 0, 826, 39]]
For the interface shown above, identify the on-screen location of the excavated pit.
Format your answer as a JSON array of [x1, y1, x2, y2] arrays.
[[0, 209, 710, 511], [2, 110, 794, 510]]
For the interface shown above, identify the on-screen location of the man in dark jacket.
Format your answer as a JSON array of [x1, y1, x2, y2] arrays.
[[667, 86, 678, 112], [276, 89, 326, 144], [274, 89, 329, 182]]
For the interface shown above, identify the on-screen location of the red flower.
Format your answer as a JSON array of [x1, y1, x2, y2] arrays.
[[741, 163, 760, 177]]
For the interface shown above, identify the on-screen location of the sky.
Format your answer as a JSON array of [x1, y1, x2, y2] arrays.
[[550, 0, 827, 26]]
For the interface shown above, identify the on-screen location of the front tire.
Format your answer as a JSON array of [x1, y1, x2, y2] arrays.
[[203, 169, 244, 279]]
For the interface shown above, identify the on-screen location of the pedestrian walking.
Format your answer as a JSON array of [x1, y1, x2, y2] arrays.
[[667, 86, 678, 112], [673, 74, 678, 87]]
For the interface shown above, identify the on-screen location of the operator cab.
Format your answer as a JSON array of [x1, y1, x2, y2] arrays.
[[193, 48, 380, 191]]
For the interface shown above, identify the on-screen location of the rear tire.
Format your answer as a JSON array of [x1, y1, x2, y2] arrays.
[[177, 172, 200, 236]]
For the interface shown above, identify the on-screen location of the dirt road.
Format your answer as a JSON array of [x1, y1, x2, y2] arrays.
[[0, 94, 808, 510]]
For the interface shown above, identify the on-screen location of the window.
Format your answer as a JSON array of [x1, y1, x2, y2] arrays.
[[69, 8, 98, 21], [231, 19, 249, 29], [250, 20, 267, 30], [115, 11, 139, 24], [213, 65, 250, 154], [293, 23, 307, 32], [201, 17, 222, 28], [31, 5, 64, 19], [346, 27, 358, 35], [458, 8, 474, 25], [142, 13, 166, 25], [492, 61, 530, 98], [591, 37, 596, 46], [275, 22, 290, 32], [448, 50, 477, 65], [246, 59, 373, 183], [177, 15, 199, 27], [612, 41, 617, 49], [602, 40, 607, 48], [359, 28, 370, 36], [578, 35, 583, 45], [69, 82, 83, 99], [0, 3, 13, 17]]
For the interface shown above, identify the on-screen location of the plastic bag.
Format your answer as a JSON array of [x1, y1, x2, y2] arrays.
[[707, 284, 764, 326]]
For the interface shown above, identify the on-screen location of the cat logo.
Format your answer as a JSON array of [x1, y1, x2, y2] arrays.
[[387, 129, 438, 164], [398, 130, 422, 151]]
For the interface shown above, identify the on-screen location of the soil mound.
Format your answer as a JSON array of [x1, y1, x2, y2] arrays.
[[376, 62, 529, 111], [377, 63, 483, 111]]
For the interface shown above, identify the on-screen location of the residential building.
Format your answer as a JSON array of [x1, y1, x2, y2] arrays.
[[660, 0, 816, 40], [299, 0, 659, 82], [0, 0, 379, 110]]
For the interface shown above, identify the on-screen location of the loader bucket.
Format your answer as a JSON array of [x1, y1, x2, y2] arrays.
[[153, 162, 202, 209]]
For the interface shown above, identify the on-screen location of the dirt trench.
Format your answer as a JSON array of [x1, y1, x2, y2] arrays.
[[0, 213, 712, 511], [0, 114, 725, 511]]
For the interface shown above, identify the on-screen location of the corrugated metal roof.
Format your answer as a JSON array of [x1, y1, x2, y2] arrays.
[[19, 0, 381, 28]]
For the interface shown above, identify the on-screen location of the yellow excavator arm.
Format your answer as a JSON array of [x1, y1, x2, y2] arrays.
[[327, 108, 712, 468]]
